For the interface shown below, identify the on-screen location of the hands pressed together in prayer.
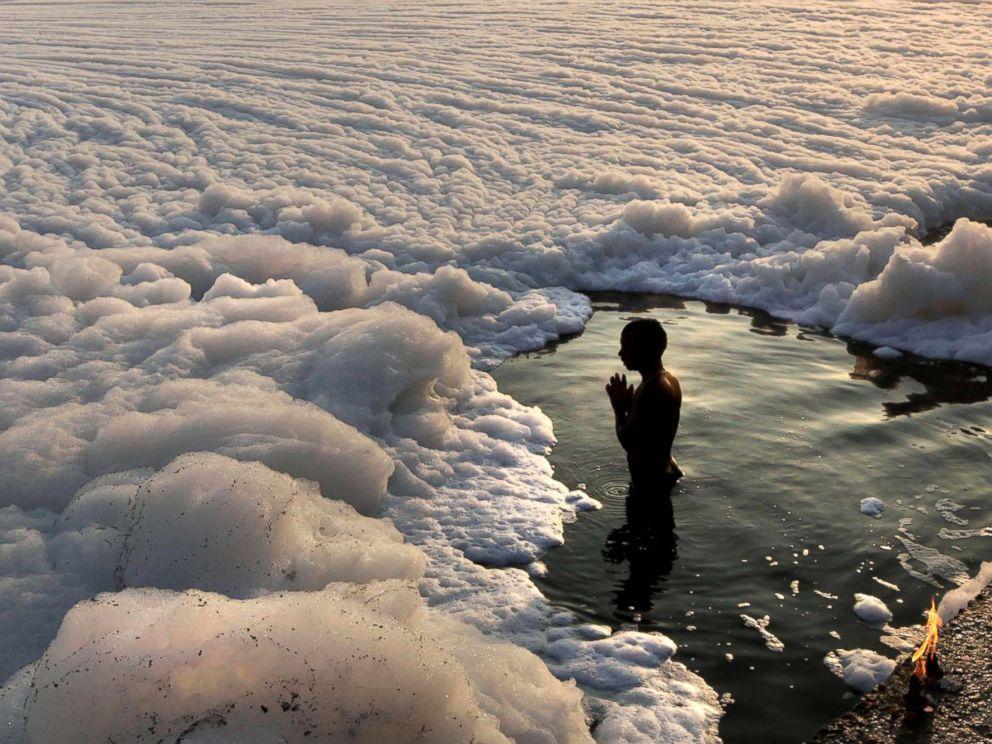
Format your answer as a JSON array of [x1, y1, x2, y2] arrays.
[[606, 372, 634, 414]]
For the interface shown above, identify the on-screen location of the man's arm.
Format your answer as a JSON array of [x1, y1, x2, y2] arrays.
[[614, 400, 630, 450], [618, 386, 652, 452], [622, 386, 672, 456]]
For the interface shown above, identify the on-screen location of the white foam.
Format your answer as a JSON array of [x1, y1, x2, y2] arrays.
[[853, 594, 893, 625], [895, 534, 971, 587], [740, 614, 785, 653], [871, 577, 900, 592], [938, 527, 992, 540], [938, 561, 992, 622], [11, 585, 592, 743], [835, 220, 992, 366], [934, 498, 969, 526], [2, 1, 991, 738], [823, 649, 897, 693], [863, 92, 960, 121], [860, 497, 886, 518]]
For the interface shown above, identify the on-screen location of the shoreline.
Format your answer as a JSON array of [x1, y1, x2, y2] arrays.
[[813, 586, 992, 743]]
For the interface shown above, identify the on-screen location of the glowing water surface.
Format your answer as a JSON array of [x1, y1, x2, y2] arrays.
[[493, 292, 992, 743]]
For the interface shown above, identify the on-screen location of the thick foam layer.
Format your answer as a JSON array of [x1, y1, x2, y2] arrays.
[[15, 584, 591, 744], [2, 1, 991, 740], [0, 242, 714, 740]]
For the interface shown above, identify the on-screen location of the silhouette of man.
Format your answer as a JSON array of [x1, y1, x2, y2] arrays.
[[603, 318, 681, 621], [605, 318, 683, 493]]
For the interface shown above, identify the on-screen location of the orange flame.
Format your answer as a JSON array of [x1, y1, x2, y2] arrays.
[[911, 597, 942, 681]]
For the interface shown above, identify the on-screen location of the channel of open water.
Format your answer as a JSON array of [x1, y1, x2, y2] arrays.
[[492, 292, 992, 743]]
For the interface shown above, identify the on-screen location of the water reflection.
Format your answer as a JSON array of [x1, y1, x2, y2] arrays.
[[582, 291, 992, 419], [590, 292, 686, 314], [602, 486, 678, 623], [847, 343, 992, 418], [746, 313, 789, 337]]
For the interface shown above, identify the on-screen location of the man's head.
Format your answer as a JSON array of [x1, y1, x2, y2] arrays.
[[619, 318, 667, 371]]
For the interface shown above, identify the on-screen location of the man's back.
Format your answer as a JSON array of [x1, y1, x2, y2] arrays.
[[625, 370, 681, 490]]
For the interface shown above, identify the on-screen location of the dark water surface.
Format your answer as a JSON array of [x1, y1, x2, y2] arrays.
[[492, 292, 992, 744]]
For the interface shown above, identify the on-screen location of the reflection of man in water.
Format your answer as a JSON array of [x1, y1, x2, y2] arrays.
[[603, 318, 681, 621], [603, 494, 677, 621], [605, 318, 683, 490]]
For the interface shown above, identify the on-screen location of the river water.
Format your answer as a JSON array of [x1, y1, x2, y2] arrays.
[[493, 292, 992, 743]]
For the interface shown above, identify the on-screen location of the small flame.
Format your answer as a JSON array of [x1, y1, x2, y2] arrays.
[[911, 597, 942, 681]]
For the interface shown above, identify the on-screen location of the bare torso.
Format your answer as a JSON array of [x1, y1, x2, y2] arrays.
[[624, 369, 682, 488]]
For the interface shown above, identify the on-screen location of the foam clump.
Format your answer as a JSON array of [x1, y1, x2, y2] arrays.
[[823, 649, 896, 693], [740, 614, 784, 652], [13, 232, 584, 362], [557, 168, 664, 199], [546, 629, 678, 690], [0, 297, 475, 512], [542, 628, 721, 743], [759, 174, 876, 240], [860, 497, 886, 518], [11, 583, 592, 744], [853, 593, 893, 625], [835, 219, 992, 366], [198, 184, 363, 237], [592, 661, 722, 744], [86, 380, 395, 515], [0, 453, 424, 679], [362, 266, 587, 364], [32, 234, 367, 310], [863, 92, 959, 121], [78, 453, 424, 595], [622, 201, 701, 239]]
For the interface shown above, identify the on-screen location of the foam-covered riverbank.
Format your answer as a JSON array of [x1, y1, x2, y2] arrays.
[[1, 1, 990, 740]]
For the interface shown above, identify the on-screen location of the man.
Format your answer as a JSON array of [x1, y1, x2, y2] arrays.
[[605, 318, 683, 494]]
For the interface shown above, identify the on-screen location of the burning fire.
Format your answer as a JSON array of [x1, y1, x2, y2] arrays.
[[911, 597, 942, 681]]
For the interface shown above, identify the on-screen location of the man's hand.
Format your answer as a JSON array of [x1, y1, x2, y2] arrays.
[[606, 373, 634, 413]]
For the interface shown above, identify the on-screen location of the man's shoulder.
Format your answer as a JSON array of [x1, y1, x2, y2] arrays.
[[641, 373, 680, 400], [660, 370, 682, 400]]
